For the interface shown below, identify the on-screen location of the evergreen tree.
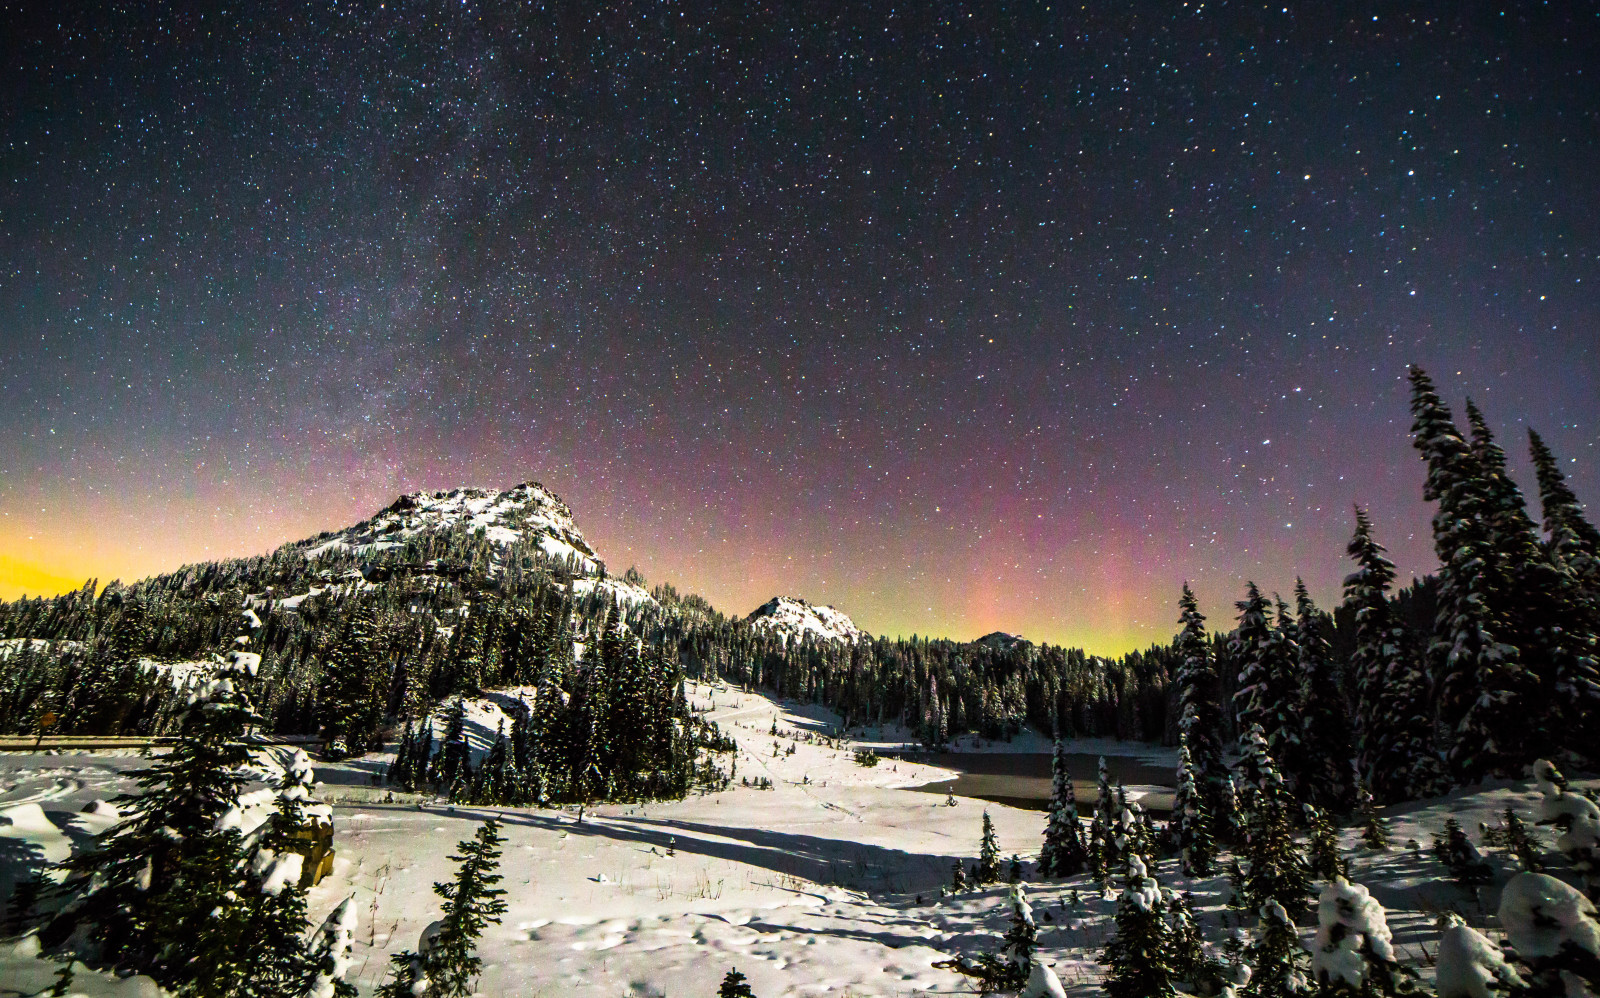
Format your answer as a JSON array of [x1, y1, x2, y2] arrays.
[[319, 605, 382, 759], [1529, 428, 1600, 590], [978, 883, 1038, 993], [950, 859, 968, 893], [1095, 756, 1122, 877], [1175, 738, 1217, 877], [1355, 783, 1389, 851], [61, 626, 271, 980], [718, 967, 758, 998], [1342, 507, 1442, 804], [1167, 889, 1224, 997], [420, 819, 509, 998], [1175, 584, 1232, 839], [1236, 726, 1314, 920], [978, 810, 1002, 884], [1302, 805, 1348, 884], [1038, 737, 1088, 877], [437, 698, 471, 797], [1232, 584, 1302, 778], [1293, 581, 1355, 811], [1102, 855, 1178, 998], [304, 895, 360, 998], [1242, 900, 1310, 998], [1408, 366, 1529, 781]]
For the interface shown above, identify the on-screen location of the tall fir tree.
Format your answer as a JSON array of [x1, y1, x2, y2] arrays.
[[1341, 506, 1444, 803], [1232, 583, 1302, 779], [1175, 584, 1232, 838], [1408, 366, 1529, 781], [421, 819, 509, 998], [1293, 580, 1356, 811], [1242, 900, 1310, 998], [1038, 737, 1088, 877], [319, 604, 382, 759], [1101, 855, 1178, 998], [1236, 725, 1314, 921], [1529, 428, 1600, 590], [1173, 738, 1216, 876], [978, 810, 1002, 884]]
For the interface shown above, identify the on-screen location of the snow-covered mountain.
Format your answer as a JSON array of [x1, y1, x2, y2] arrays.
[[300, 482, 602, 572], [975, 631, 1029, 651], [745, 596, 866, 646]]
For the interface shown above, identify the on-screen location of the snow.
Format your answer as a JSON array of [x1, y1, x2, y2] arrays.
[[0, 637, 85, 659], [300, 482, 603, 573], [745, 596, 868, 645], [4, 686, 1598, 998], [570, 575, 657, 609]]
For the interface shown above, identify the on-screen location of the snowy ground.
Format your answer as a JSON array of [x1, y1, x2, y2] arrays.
[[0, 683, 1592, 996]]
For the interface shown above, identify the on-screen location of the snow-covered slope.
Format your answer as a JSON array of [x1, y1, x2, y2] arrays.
[[302, 482, 602, 571], [745, 596, 867, 645]]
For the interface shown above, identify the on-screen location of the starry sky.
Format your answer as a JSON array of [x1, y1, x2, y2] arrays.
[[2, 2, 1597, 653]]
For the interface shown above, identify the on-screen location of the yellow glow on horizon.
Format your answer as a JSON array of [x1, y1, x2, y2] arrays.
[[0, 553, 88, 601]]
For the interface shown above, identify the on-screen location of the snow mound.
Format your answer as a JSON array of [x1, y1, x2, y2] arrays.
[[745, 596, 867, 645], [302, 482, 602, 571], [1497, 871, 1600, 961]]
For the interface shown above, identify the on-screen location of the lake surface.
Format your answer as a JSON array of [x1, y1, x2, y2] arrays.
[[896, 751, 1175, 814]]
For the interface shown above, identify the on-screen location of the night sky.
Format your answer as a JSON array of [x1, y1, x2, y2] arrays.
[[2, 2, 1597, 652]]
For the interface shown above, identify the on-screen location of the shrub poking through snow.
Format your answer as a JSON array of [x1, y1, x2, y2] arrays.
[[1356, 783, 1389, 851], [1102, 855, 1178, 998], [1496, 871, 1600, 996], [1019, 961, 1068, 998], [1532, 759, 1600, 897], [303, 894, 359, 998], [1432, 818, 1493, 885], [1480, 806, 1543, 873], [950, 859, 967, 893], [1310, 878, 1416, 998], [1435, 913, 1525, 998]]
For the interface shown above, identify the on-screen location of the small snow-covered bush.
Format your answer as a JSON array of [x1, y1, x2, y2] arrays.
[[1496, 871, 1600, 995], [1435, 913, 1524, 998]]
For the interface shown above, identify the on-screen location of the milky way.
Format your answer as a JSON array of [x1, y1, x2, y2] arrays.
[[2, 2, 1596, 651]]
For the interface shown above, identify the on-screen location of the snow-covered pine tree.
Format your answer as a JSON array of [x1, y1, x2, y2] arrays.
[[1496, 871, 1600, 997], [1232, 583, 1302, 782], [319, 604, 382, 760], [978, 810, 1002, 884], [1303, 805, 1348, 884], [1175, 584, 1234, 840], [1311, 878, 1415, 998], [1167, 888, 1224, 997], [1101, 855, 1177, 998], [1531, 759, 1599, 898], [1236, 725, 1314, 920], [1435, 913, 1526, 998], [1482, 806, 1542, 872], [421, 819, 509, 998], [1293, 581, 1355, 812], [1466, 400, 1583, 764], [1529, 428, 1600, 592], [1408, 367, 1529, 782], [1038, 737, 1089, 877], [60, 620, 270, 979], [304, 895, 359, 998], [1174, 738, 1217, 876], [1242, 900, 1310, 998], [437, 698, 471, 798], [973, 883, 1039, 992], [1342, 506, 1443, 804], [1095, 756, 1122, 876]]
